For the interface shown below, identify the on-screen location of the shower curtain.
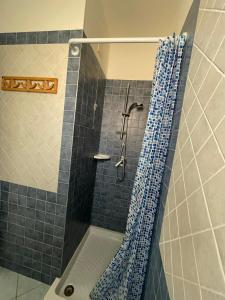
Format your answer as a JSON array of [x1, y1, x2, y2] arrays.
[[90, 35, 186, 300]]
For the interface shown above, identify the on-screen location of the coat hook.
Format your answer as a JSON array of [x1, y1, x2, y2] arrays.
[[44, 81, 54, 90], [12, 79, 20, 88], [27, 80, 37, 89]]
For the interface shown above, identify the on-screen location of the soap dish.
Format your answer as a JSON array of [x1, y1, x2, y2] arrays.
[[94, 153, 111, 160]]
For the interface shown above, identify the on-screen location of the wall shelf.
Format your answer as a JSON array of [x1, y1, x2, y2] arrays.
[[1, 76, 58, 94], [94, 153, 111, 160]]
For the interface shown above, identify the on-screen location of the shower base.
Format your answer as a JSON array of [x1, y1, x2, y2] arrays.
[[44, 226, 123, 300]]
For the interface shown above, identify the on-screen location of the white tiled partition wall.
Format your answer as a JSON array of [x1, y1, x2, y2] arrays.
[[0, 44, 68, 192], [160, 0, 225, 299]]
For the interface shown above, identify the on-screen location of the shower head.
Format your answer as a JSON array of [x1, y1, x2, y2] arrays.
[[127, 103, 143, 115]]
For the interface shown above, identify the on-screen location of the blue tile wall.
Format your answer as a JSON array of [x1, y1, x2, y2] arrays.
[[91, 80, 152, 233], [0, 181, 61, 284], [142, 1, 200, 299], [61, 41, 106, 270], [0, 29, 85, 284], [0, 30, 83, 45]]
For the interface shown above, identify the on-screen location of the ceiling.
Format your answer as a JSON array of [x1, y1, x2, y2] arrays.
[[83, 0, 194, 80], [86, 0, 193, 37]]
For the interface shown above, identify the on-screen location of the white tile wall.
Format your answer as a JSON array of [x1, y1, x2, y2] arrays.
[[0, 44, 68, 192]]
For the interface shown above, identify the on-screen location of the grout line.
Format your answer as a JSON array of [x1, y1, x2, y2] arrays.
[[188, 77, 225, 163], [178, 118, 203, 299], [171, 171, 177, 213], [167, 189, 174, 300], [177, 118, 189, 151], [180, 132, 212, 172], [160, 227, 211, 244], [190, 70, 222, 110], [214, 114, 225, 132], [190, 11, 222, 92], [177, 112, 190, 149], [199, 10, 222, 58], [195, 8, 205, 37], [201, 72, 223, 110], [183, 94, 200, 121], [176, 146, 187, 300], [191, 33, 225, 101], [202, 164, 225, 186], [188, 9, 207, 80], [195, 6, 222, 80], [16, 283, 44, 298], [184, 106, 203, 136], [213, 223, 225, 231], [200, 8, 225, 13], [210, 33, 225, 65], [160, 224, 225, 248], [200, 285, 225, 298], [193, 43, 225, 79], [179, 237, 186, 299], [172, 150, 182, 185], [189, 53, 204, 85], [165, 190, 196, 218], [165, 271, 225, 298]]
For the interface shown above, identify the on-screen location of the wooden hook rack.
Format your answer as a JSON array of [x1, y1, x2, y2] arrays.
[[1, 76, 58, 94]]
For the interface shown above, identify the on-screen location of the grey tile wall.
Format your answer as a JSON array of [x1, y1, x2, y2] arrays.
[[160, 0, 225, 298], [91, 80, 152, 233], [142, 1, 200, 299]]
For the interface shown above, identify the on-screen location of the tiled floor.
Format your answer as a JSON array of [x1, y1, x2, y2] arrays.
[[0, 267, 49, 300]]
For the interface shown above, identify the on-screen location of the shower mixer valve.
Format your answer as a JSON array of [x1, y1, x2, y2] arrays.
[[115, 156, 125, 168]]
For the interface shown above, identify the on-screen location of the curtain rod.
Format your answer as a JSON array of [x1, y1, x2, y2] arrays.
[[69, 37, 167, 45], [69, 34, 187, 56], [69, 37, 166, 56]]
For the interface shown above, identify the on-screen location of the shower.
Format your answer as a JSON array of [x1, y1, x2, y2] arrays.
[[115, 84, 143, 181]]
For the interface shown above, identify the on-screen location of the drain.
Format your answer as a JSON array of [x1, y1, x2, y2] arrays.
[[64, 285, 74, 297]]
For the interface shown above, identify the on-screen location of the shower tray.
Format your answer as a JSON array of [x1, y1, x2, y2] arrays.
[[44, 226, 123, 300]]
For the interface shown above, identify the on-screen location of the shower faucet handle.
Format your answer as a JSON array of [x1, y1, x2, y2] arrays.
[[115, 157, 125, 168]]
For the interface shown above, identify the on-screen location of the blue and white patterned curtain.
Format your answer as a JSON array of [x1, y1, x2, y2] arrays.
[[90, 35, 186, 300]]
